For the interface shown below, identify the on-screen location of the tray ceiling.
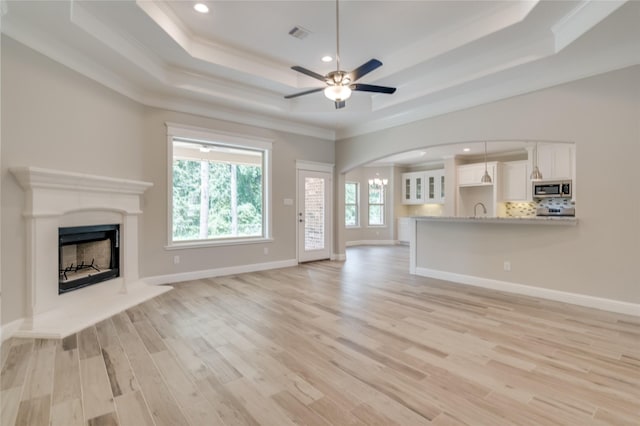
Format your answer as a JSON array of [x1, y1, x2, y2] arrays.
[[1, 1, 638, 140]]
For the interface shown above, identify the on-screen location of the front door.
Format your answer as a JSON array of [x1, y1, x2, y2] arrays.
[[297, 169, 332, 262]]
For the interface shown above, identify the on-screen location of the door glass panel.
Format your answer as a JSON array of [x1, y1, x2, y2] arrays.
[[304, 177, 325, 250], [405, 179, 410, 200], [441, 175, 445, 198], [416, 177, 422, 200]]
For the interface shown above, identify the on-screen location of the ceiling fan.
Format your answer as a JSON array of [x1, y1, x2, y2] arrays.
[[285, 0, 396, 109]]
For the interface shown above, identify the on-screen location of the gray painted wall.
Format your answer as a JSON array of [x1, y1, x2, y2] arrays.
[[336, 66, 640, 303]]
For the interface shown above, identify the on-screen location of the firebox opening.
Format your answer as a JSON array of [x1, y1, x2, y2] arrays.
[[58, 224, 120, 294]]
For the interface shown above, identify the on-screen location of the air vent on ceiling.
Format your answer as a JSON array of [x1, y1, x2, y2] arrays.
[[289, 26, 311, 40]]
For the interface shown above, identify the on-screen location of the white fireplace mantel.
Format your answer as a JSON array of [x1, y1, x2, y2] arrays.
[[9, 166, 172, 338]]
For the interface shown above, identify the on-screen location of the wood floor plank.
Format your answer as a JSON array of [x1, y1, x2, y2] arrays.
[[151, 349, 224, 426], [196, 375, 260, 426], [20, 344, 55, 400], [87, 411, 119, 426], [101, 344, 139, 397], [80, 355, 116, 420], [225, 378, 298, 426], [1, 386, 23, 426], [52, 348, 82, 405], [14, 395, 50, 426], [114, 390, 155, 426], [113, 313, 190, 426], [271, 390, 330, 426], [78, 326, 102, 360], [1, 339, 12, 370], [0, 340, 33, 391], [95, 319, 121, 350], [50, 398, 84, 426]]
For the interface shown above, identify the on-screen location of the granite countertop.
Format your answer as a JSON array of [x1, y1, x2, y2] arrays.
[[412, 216, 578, 225]]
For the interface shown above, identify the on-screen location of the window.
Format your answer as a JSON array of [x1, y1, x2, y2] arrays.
[[168, 124, 271, 247], [368, 183, 385, 226], [345, 182, 359, 227]]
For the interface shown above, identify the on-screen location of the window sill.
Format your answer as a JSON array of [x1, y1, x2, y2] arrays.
[[345, 226, 361, 229], [367, 225, 388, 228], [165, 237, 273, 250]]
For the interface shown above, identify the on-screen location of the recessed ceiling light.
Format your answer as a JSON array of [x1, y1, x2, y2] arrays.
[[321, 56, 333, 63], [194, 3, 209, 13], [463, 148, 471, 152]]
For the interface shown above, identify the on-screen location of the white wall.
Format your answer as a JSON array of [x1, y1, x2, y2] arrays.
[[336, 66, 640, 304], [1, 37, 334, 325]]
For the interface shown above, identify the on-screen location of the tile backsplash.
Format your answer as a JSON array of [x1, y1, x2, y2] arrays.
[[504, 199, 576, 217]]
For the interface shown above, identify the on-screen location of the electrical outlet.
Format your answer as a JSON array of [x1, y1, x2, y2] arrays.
[[173, 255, 180, 265], [504, 261, 511, 272], [263, 247, 269, 255]]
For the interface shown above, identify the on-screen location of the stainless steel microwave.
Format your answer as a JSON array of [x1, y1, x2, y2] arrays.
[[533, 180, 572, 199]]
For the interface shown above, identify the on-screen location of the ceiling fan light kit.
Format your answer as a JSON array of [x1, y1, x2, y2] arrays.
[[324, 85, 352, 101], [285, 0, 396, 109]]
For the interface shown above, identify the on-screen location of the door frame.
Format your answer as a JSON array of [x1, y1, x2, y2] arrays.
[[296, 160, 334, 263]]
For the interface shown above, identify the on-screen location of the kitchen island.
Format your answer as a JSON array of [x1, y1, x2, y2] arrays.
[[406, 215, 595, 312]]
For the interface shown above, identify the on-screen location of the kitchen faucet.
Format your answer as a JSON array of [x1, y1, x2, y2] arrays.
[[474, 202, 487, 217]]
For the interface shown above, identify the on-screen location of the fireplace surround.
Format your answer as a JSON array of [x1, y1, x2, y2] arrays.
[[10, 166, 172, 338]]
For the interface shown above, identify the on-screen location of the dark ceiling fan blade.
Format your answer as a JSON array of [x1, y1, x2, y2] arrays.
[[351, 83, 396, 94], [284, 87, 325, 99], [291, 66, 327, 82], [335, 100, 346, 109], [348, 59, 383, 82]]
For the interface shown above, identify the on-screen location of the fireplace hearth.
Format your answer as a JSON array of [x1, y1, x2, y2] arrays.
[[59, 224, 120, 293]]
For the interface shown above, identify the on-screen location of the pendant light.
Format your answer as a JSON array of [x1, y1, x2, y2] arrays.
[[530, 142, 543, 180], [480, 141, 492, 183]]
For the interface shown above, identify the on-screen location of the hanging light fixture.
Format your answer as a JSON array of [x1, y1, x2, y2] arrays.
[[530, 142, 543, 180], [368, 173, 388, 188], [480, 141, 492, 183]]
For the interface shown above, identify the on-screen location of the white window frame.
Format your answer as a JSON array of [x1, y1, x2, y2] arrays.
[[165, 123, 273, 249], [345, 181, 360, 228], [368, 183, 386, 227]]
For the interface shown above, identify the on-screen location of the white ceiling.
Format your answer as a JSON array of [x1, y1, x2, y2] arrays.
[[2, 0, 639, 141]]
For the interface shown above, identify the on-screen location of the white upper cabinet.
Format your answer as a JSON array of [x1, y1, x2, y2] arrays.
[[536, 144, 574, 180], [457, 162, 496, 186], [402, 169, 445, 204], [425, 169, 445, 204], [402, 171, 425, 204], [501, 160, 530, 201]]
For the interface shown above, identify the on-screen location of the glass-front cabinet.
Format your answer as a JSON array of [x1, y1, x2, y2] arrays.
[[402, 169, 445, 204], [402, 172, 424, 204], [425, 169, 445, 203]]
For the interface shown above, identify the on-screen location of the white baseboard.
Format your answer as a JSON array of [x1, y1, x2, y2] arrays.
[[415, 267, 640, 317], [144, 258, 298, 286], [332, 253, 346, 261], [346, 240, 397, 247], [1, 318, 25, 343]]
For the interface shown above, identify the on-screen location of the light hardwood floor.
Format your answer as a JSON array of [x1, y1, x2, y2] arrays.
[[1, 245, 639, 425]]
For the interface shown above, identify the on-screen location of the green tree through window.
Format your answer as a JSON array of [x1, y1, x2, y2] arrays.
[[172, 139, 265, 242]]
